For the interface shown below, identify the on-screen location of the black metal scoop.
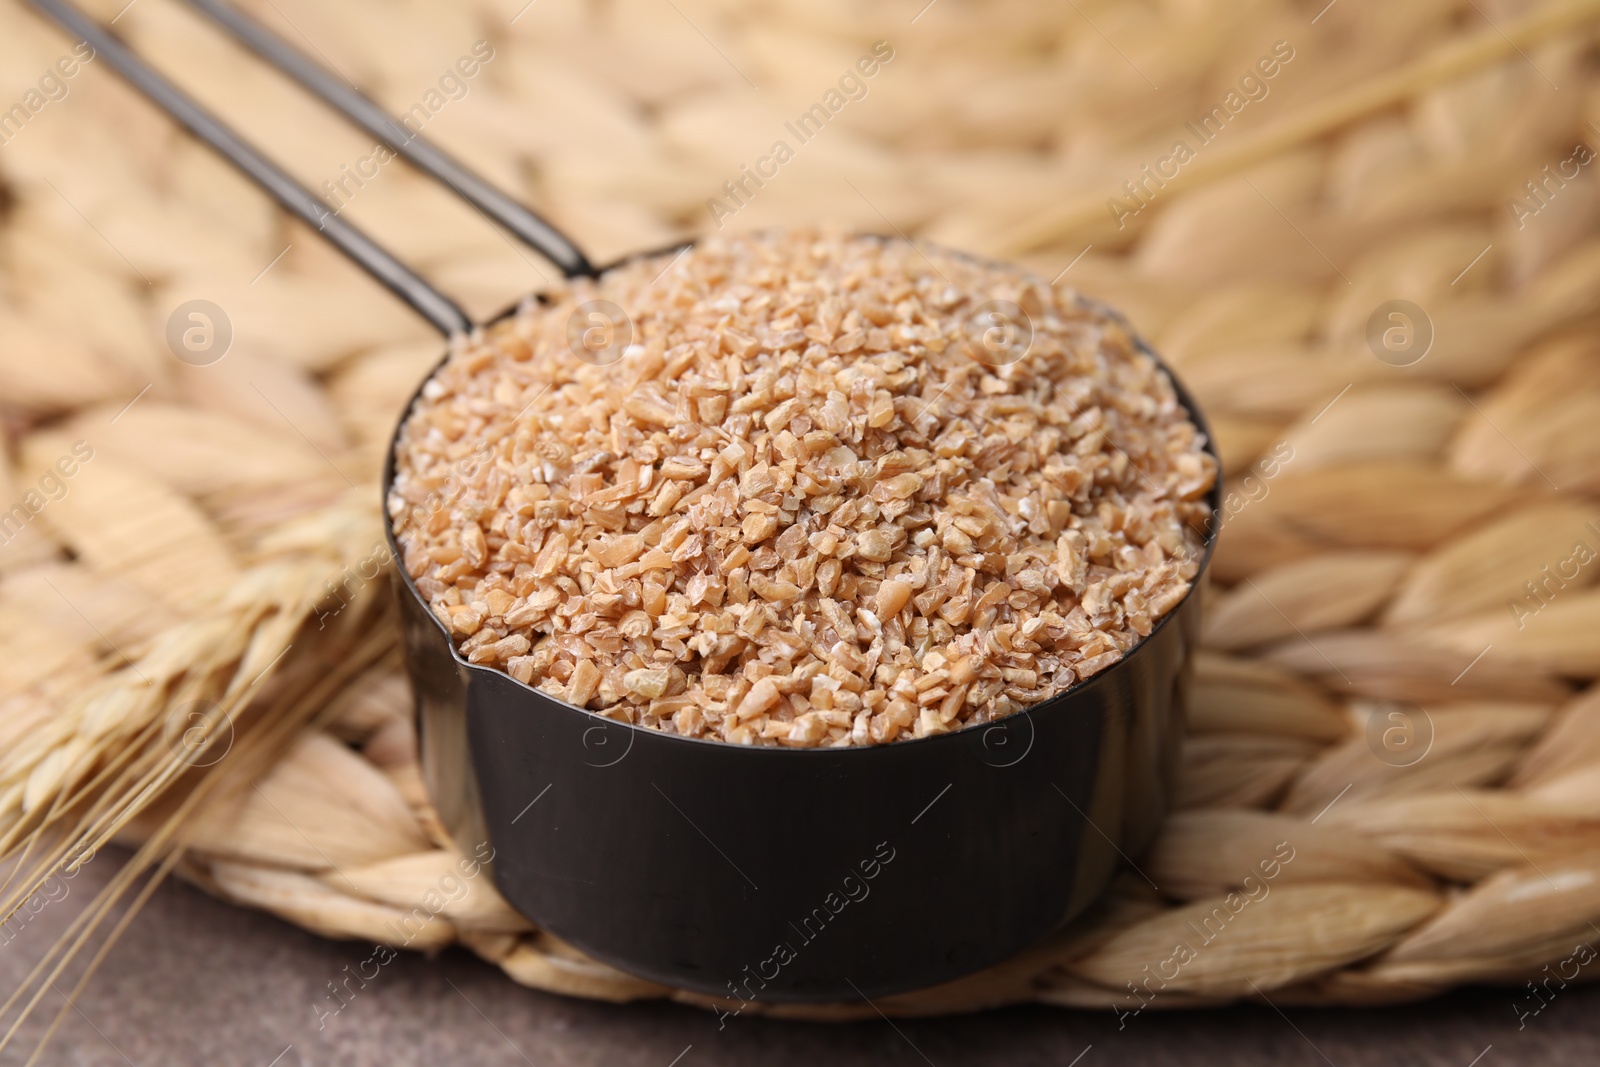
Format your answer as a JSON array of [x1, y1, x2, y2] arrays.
[[27, 0, 1218, 1002]]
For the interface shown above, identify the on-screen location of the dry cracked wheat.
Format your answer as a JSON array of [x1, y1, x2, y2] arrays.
[[388, 230, 1216, 747]]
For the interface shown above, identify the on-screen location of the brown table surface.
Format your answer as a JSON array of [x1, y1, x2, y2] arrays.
[[2, 850, 1592, 1066]]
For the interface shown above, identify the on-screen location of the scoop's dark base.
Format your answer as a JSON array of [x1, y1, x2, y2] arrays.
[[398, 569, 1203, 1002]]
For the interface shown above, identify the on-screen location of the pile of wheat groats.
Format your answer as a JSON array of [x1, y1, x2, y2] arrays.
[[388, 230, 1216, 747]]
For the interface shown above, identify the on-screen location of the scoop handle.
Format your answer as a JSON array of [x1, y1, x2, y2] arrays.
[[182, 0, 595, 279], [24, 0, 475, 338]]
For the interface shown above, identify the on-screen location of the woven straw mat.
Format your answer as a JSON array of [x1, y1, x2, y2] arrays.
[[4, 0, 1600, 1022]]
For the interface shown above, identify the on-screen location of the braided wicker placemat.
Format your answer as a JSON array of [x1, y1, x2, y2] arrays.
[[4, 0, 1600, 1027]]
